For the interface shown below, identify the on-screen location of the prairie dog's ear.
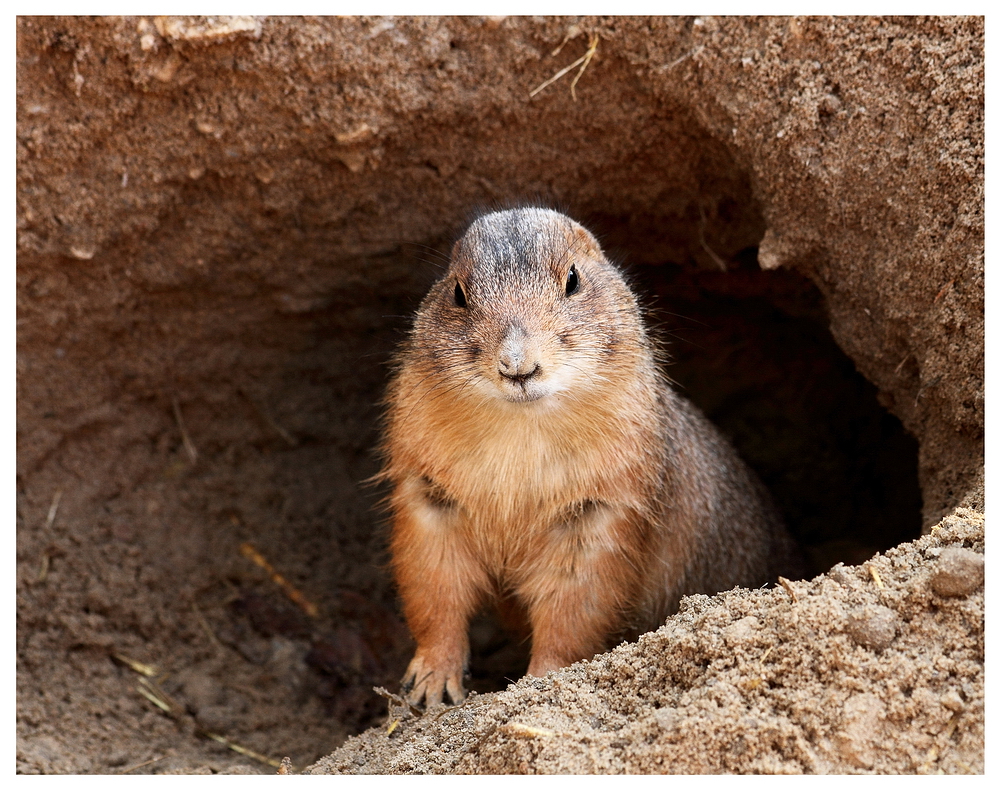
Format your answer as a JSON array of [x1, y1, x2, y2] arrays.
[[450, 238, 464, 262], [568, 223, 604, 261]]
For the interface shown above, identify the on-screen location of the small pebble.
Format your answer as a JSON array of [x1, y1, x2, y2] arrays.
[[180, 672, 223, 713], [845, 604, 899, 650], [930, 547, 985, 597], [940, 689, 965, 712]]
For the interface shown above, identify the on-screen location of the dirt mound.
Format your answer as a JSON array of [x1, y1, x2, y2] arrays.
[[311, 509, 984, 774], [17, 16, 982, 774]]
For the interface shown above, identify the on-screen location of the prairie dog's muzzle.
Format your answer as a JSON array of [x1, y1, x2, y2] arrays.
[[497, 323, 542, 382]]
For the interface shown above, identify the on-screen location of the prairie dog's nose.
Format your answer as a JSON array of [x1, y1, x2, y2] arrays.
[[498, 325, 541, 381]]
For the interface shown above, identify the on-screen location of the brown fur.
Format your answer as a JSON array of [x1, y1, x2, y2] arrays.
[[380, 208, 801, 706]]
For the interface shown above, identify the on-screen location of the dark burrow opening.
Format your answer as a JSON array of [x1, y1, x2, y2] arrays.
[[631, 253, 924, 573]]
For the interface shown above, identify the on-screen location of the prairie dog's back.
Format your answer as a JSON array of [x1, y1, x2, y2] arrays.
[[637, 387, 800, 628], [382, 208, 801, 707]]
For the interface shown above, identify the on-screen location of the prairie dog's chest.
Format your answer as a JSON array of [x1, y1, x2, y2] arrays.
[[439, 407, 587, 508], [390, 350, 661, 528]]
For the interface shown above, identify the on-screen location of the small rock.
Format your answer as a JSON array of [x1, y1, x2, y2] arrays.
[[333, 123, 376, 145], [335, 150, 366, 173], [69, 244, 96, 260], [152, 53, 182, 83], [154, 16, 261, 44], [106, 749, 130, 767], [930, 547, 985, 597], [845, 604, 899, 651], [940, 689, 965, 713], [820, 93, 842, 114], [653, 707, 679, 730], [179, 671, 223, 713], [195, 118, 220, 136]]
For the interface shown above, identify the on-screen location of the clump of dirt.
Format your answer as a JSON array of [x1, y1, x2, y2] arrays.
[[17, 16, 982, 774]]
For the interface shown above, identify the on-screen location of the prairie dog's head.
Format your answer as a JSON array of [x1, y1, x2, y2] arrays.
[[408, 208, 649, 406]]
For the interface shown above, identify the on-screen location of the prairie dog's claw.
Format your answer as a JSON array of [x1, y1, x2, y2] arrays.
[[402, 654, 466, 708]]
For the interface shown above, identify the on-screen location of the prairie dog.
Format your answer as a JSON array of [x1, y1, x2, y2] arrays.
[[381, 208, 800, 707]]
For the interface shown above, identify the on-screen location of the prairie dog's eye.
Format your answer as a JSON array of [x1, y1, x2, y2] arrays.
[[454, 281, 467, 308], [565, 265, 580, 296]]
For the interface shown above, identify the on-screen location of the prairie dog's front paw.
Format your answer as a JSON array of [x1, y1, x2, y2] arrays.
[[401, 653, 465, 708]]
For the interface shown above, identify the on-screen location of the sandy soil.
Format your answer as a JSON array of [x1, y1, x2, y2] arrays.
[[16, 16, 982, 774]]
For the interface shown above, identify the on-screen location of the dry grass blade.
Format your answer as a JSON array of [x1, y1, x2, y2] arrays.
[[137, 683, 173, 714], [568, 34, 599, 101], [45, 489, 62, 529], [529, 53, 588, 98], [504, 722, 556, 738], [138, 676, 178, 710], [933, 279, 955, 303], [117, 755, 166, 774], [529, 33, 599, 100], [203, 731, 285, 769], [658, 45, 704, 73], [37, 551, 51, 584], [373, 685, 423, 717], [240, 388, 298, 446], [549, 23, 582, 57], [778, 576, 798, 603], [112, 652, 160, 677], [698, 204, 728, 271], [432, 696, 476, 720], [172, 396, 198, 464], [239, 542, 319, 617], [867, 563, 885, 590], [192, 601, 226, 652]]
